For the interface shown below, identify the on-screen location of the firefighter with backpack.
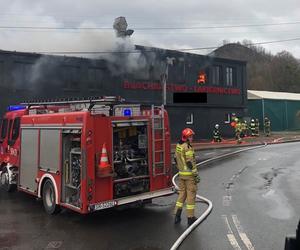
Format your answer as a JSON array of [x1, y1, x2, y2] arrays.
[[250, 118, 256, 136], [264, 117, 271, 136], [255, 118, 260, 136], [213, 124, 222, 142], [232, 118, 242, 144], [174, 128, 200, 226]]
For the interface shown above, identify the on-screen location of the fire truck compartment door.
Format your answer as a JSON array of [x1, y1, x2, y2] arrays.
[[40, 129, 60, 172], [20, 129, 39, 192]]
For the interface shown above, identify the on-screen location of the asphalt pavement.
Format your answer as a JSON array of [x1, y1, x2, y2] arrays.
[[1, 142, 300, 250]]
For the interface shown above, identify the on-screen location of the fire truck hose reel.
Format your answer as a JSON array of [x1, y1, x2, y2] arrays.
[[170, 143, 267, 250]]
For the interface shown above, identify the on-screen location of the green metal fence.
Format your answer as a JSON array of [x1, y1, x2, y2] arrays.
[[248, 99, 300, 131]]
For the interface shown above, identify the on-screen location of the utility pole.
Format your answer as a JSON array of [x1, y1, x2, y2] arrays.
[[162, 57, 175, 105]]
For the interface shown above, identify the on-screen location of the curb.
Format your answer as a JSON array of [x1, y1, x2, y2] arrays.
[[194, 138, 300, 169], [171, 138, 300, 153], [267, 138, 300, 145]]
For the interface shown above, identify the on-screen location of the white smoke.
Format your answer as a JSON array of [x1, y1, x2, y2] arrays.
[[0, 5, 147, 65], [0, 3, 160, 84], [103, 36, 149, 75]]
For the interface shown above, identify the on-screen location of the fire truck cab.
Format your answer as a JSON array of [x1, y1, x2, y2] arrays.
[[0, 97, 174, 214]]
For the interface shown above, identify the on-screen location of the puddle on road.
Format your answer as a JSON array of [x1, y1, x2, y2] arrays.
[[249, 167, 295, 220], [261, 188, 294, 220], [259, 167, 286, 190]]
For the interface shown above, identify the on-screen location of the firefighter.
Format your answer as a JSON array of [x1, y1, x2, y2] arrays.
[[255, 118, 260, 136], [264, 117, 271, 136], [234, 118, 242, 144], [213, 124, 222, 142], [250, 118, 256, 136], [240, 120, 247, 138], [174, 128, 200, 226]]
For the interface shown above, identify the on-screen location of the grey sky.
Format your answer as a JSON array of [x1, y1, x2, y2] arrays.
[[0, 0, 300, 57]]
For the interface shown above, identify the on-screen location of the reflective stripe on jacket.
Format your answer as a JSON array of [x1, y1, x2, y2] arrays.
[[175, 142, 197, 177]]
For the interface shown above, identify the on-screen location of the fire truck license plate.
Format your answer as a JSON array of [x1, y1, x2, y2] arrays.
[[94, 201, 116, 210]]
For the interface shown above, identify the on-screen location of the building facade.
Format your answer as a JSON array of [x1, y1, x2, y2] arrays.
[[0, 47, 247, 141]]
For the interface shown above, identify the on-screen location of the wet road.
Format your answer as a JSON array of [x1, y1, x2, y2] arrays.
[[1, 142, 299, 250]]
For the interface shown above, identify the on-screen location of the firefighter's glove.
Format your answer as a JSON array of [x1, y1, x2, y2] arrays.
[[194, 175, 200, 184], [187, 161, 193, 170]]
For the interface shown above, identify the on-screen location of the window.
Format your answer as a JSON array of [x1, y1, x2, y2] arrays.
[[13, 62, 33, 90], [226, 67, 236, 87], [11, 118, 21, 141], [0, 119, 8, 140], [63, 66, 80, 90], [88, 67, 103, 90], [225, 113, 236, 124], [197, 71, 207, 84], [224, 113, 231, 124], [186, 113, 194, 125], [212, 66, 222, 85], [8, 120, 13, 137], [168, 59, 186, 83]]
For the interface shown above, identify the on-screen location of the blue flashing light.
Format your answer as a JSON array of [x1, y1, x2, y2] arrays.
[[7, 105, 26, 112], [123, 108, 132, 116]]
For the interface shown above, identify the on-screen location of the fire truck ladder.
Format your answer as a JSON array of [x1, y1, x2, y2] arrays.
[[151, 105, 166, 177], [20, 96, 124, 108]]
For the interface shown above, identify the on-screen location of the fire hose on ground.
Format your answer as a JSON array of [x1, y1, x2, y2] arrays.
[[170, 143, 267, 250]]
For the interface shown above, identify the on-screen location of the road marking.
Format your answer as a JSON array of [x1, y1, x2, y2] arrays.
[[232, 215, 255, 250], [46, 241, 63, 249], [223, 195, 232, 206], [258, 158, 267, 161], [222, 215, 242, 250]]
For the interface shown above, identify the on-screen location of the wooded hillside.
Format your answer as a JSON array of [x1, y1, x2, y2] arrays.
[[213, 41, 300, 92]]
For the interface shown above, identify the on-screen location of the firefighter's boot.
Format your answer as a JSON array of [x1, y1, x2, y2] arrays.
[[188, 216, 198, 226], [174, 209, 182, 224]]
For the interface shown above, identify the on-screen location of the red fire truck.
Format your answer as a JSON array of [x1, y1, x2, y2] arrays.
[[0, 97, 174, 214]]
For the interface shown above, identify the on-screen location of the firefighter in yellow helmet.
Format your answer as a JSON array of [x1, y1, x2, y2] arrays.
[[174, 128, 200, 226], [234, 118, 242, 144]]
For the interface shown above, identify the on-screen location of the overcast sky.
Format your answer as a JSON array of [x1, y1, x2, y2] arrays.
[[0, 0, 300, 58]]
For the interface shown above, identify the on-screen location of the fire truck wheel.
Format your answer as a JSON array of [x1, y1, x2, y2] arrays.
[[0, 167, 15, 192], [42, 179, 60, 215]]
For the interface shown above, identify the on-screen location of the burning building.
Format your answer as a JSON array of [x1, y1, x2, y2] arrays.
[[0, 18, 247, 140], [0, 46, 246, 141]]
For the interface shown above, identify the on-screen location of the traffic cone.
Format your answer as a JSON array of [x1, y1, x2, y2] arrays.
[[98, 143, 112, 176]]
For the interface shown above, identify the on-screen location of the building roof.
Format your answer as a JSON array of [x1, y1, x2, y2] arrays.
[[248, 90, 300, 101]]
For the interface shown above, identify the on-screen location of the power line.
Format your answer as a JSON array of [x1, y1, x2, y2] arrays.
[[0, 26, 110, 30], [0, 21, 300, 31], [135, 21, 300, 30], [34, 37, 300, 55], [181, 38, 300, 52]]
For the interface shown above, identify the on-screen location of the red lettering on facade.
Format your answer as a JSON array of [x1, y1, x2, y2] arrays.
[[122, 81, 241, 95]]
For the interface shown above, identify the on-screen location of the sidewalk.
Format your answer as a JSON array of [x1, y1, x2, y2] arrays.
[[171, 131, 300, 152]]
